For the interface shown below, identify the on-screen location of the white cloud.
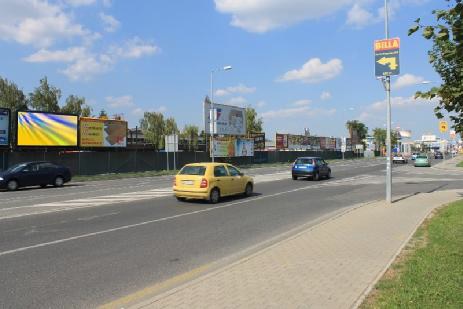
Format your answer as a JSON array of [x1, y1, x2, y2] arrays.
[[23, 47, 87, 63], [256, 101, 267, 108], [320, 91, 332, 100], [102, 0, 112, 7], [262, 106, 336, 120], [60, 53, 114, 81], [346, 4, 374, 28], [110, 37, 159, 59], [132, 107, 144, 116], [25, 37, 160, 81], [0, 0, 91, 48], [358, 95, 437, 121], [214, 0, 353, 33], [157, 106, 167, 113], [279, 58, 343, 83], [106, 95, 135, 108], [100, 12, 120, 32], [215, 83, 256, 96], [392, 74, 425, 89], [65, 0, 96, 6], [224, 96, 248, 107], [293, 99, 311, 106]]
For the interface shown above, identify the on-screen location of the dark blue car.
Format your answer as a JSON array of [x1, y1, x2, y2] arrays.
[[0, 161, 72, 191], [291, 157, 331, 181]]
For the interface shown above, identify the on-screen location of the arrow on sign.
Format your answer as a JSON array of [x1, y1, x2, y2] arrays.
[[377, 57, 398, 70]]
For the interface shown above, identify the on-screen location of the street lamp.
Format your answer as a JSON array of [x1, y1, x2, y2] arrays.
[[210, 65, 232, 162]]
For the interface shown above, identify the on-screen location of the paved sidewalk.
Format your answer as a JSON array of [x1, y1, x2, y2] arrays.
[[130, 190, 462, 309], [433, 154, 462, 171]]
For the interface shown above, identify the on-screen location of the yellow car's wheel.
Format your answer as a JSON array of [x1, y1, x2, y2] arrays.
[[244, 183, 253, 197], [209, 188, 220, 204]]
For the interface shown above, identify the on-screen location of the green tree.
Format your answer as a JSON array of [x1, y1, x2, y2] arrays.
[[181, 124, 199, 151], [0, 77, 28, 111], [345, 120, 368, 145], [373, 127, 399, 150], [29, 76, 61, 112], [409, 0, 463, 133], [373, 128, 387, 150], [164, 117, 179, 135], [245, 107, 263, 134], [140, 111, 165, 150], [61, 95, 92, 116]]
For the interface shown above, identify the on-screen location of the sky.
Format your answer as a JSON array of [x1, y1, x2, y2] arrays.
[[0, 0, 455, 140]]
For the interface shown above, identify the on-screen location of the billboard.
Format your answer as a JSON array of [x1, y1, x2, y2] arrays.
[[276, 133, 288, 150], [204, 102, 246, 135], [0, 108, 10, 147], [250, 133, 265, 150], [288, 134, 310, 150], [236, 139, 254, 157], [17, 111, 78, 147], [80, 118, 127, 147], [212, 138, 254, 157]]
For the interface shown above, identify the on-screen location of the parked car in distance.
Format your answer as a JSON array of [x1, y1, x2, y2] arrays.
[[291, 157, 331, 181], [173, 163, 254, 204], [0, 161, 72, 191], [411, 153, 419, 160], [434, 151, 444, 159], [414, 155, 431, 167], [392, 154, 408, 164]]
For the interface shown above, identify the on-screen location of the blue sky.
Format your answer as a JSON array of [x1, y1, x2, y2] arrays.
[[0, 0, 453, 140]]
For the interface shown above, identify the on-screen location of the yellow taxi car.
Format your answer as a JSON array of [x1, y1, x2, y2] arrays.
[[173, 163, 254, 203]]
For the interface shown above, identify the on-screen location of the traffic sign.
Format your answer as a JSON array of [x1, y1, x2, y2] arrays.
[[374, 38, 400, 77], [439, 121, 448, 133]]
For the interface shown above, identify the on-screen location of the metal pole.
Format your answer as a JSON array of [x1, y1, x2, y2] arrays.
[[166, 149, 169, 171], [173, 134, 177, 171], [385, 0, 392, 203], [210, 70, 215, 162]]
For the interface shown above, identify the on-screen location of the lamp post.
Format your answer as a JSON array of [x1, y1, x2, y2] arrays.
[[210, 65, 232, 162]]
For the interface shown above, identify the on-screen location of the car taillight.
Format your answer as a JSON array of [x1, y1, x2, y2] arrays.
[[200, 178, 208, 188]]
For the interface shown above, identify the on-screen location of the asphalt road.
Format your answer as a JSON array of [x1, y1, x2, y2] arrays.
[[1, 158, 462, 308]]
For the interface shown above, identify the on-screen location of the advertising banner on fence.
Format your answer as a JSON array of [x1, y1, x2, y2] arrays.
[[80, 118, 127, 147], [212, 138, 254, 157], [236, 139, 254, 156], [287, 134, 310, 150], [0, 108, 10, 147], [276, 133, 288, 150], [17, 111, 78, 147], [250, 133, 265, 150], [204, 102, 246, 135]]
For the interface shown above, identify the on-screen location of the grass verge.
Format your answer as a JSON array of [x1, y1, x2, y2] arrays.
[[361, 200, 463, 308], [457, 161, 463, 167], [72, 156, 373, 182], [73, 170, 177, 182]]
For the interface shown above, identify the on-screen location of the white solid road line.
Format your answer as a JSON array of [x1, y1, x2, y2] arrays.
[[0, 174, 377, 258]]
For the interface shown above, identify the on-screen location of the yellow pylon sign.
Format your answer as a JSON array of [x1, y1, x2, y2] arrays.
[[439, 121, 448, 133]]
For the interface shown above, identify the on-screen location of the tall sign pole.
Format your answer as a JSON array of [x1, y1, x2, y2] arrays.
[[210, 70, 215, 162], [375, 0, 400, 203], [385, 0, 392, 204]]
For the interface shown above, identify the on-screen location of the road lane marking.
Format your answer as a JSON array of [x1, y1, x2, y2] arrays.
[[0, 175, 378, 257]]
